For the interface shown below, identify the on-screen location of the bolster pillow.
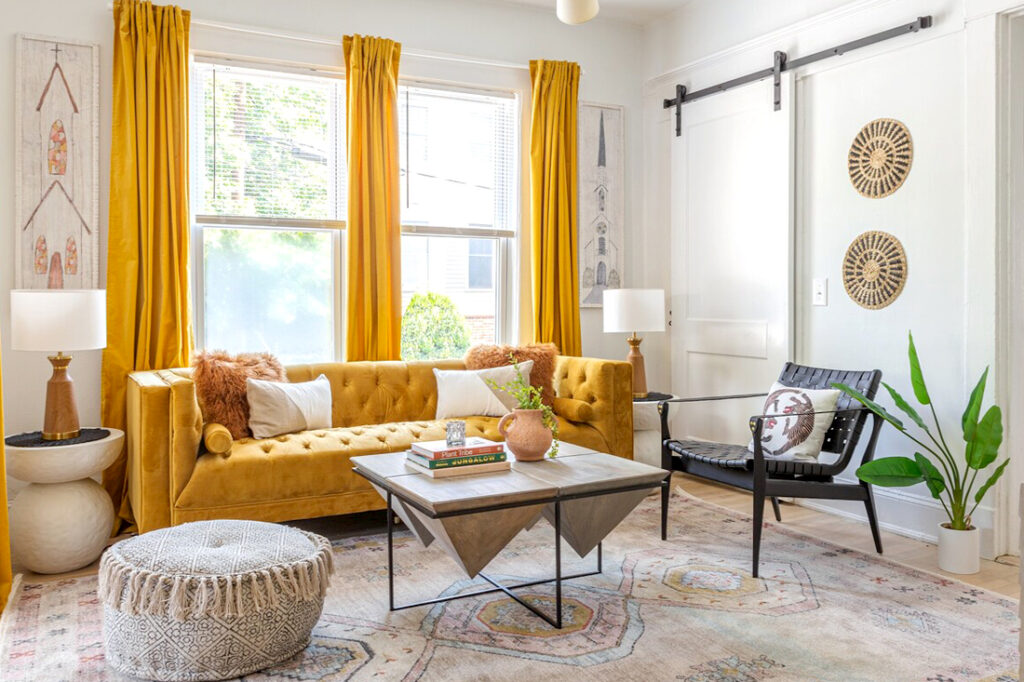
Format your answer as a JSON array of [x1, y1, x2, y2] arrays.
[[203, 422, 234, 456], [553, 397, 594, 423]]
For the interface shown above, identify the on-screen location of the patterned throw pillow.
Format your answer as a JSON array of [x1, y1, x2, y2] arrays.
[[465, 343, 558, 406], [193, 351, 287, 439], [747, 382, 840, 461]]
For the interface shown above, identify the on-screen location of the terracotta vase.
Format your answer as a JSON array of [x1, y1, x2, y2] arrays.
[[497, 408, 553, 462]]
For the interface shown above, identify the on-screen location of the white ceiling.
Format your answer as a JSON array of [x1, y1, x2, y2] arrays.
[[496, 0, 691, 24]]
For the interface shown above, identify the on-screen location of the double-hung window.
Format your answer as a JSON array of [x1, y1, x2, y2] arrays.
[[191, 58, 519, 363], [191, 59, 345, 364], [398, 84, 519, 359]]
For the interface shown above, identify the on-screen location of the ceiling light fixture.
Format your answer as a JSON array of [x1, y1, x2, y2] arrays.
[[557, 0, 599, 24]]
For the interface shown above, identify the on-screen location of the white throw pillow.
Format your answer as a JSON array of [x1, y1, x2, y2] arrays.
[[747, 381, 841, 461], [434, 361, 534, 419], [247, 374, 333, 439]]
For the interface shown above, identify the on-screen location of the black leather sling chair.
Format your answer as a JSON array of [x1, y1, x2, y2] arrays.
[[657, 362, 885, 577]]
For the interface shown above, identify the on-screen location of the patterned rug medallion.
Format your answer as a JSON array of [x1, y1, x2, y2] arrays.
[[0, 491, 1018, 681]]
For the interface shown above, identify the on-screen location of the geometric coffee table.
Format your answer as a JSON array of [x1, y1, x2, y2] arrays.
[[352, 443, 669, 628]]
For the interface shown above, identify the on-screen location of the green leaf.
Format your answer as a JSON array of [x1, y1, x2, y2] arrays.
[[831, 382, 905, 430], [913, 452, 946, 499], [855, 457, 923, 487], [962, 367, 989, 443], [882, 382, 927, 431], [975, 459, 1010, 505], [966, 405, 1003, 470], [907, 331, 931, 406]]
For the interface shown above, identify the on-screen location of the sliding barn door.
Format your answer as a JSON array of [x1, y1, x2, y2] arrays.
[[669, 77, 794, 444]]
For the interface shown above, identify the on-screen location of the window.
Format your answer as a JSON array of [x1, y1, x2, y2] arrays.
[[398, 85, 518, 359], [192, 60, 519, 364], [191, 60, 344, 364], [468, 238, 495, 290]]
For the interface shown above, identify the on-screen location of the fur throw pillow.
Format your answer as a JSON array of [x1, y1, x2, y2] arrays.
[[465, 343, 558, 406], [192, 351, 287, 439]]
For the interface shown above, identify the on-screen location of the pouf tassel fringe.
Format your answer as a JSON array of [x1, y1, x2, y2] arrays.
[[98, 534, 333, 622], [234, 575, 245, 618]]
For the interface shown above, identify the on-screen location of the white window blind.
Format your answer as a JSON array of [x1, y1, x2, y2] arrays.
[[398, 85, 517, 236], [192, 60, 345, 223]]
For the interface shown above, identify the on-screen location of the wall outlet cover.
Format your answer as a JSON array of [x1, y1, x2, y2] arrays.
[[812, 278, 828, 306]]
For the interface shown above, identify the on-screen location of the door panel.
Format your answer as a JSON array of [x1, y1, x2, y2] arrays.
[[670, 77, 794, 444]]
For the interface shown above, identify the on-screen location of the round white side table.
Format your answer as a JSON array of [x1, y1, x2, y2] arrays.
[[6, 428, 124, 574], [633, 392, 675, 468]]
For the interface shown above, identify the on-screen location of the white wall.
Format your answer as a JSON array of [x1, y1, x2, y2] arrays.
[[642, 0, 1015, 556]]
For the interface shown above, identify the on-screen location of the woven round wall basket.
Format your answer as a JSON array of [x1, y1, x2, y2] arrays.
[[848, 118, 913, 198], [842, 230, 908, 310]]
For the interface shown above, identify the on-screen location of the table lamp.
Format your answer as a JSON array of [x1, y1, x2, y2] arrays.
[[602, 288, 665, 399], [10, 289, 106, 440]]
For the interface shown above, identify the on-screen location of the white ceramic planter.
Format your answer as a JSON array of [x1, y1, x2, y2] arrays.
[[937, 523, 980, 574]]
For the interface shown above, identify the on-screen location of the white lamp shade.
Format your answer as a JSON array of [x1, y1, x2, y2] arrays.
[[10, 289, 106, 352], [557, 0, 599, 24], [603, 288, 665, 334]]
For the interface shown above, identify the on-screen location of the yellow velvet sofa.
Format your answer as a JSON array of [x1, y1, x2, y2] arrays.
[[126, 356, 634, 533]]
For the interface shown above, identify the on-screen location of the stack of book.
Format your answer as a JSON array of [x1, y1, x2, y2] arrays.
[[405, 437, 509, 478]]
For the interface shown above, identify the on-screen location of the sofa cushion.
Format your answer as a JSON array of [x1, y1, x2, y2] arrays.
[[284, 360, 465, 427], [175, 417, 607, 509]]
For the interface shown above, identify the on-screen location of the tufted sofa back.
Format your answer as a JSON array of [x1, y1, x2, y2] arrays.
[[286, 359, 465, 428]]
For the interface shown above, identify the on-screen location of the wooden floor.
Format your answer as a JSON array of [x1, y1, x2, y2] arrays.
[[674, 473, 1020, 598], [15, 472, 1020, 599]]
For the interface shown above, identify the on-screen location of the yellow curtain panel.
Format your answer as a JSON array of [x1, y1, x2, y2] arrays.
[[102, 0, 193, 528], [0, 344, 12, 614], [529, 59, 582, 357], [343, 35, 403, 362]]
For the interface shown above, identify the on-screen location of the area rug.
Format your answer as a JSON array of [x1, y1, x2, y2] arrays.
[[1, 490, 1018, 681]]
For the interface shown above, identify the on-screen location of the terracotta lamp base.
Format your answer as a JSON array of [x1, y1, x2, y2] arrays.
[[626, 333, 648, 399], [43, 352, 81, 441]]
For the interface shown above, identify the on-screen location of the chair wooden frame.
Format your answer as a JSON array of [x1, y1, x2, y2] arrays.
[[657, 363, 885, 577]]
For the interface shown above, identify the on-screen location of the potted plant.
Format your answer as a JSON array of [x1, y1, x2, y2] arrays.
[[833, 332, 1007, 575], [489, 356, 559, 461]]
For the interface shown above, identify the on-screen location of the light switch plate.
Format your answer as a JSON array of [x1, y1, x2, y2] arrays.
[[812, 278, 828, 306]]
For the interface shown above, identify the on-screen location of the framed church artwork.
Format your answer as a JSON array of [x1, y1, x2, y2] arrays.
[[578, 102, 624, 308], [15, 34, 100, 289]]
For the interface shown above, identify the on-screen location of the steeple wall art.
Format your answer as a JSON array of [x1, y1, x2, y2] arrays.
[[15, 34, 100, 290], [578, 103, 624, 307]]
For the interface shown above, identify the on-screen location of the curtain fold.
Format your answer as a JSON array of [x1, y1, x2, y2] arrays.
[[343, 34, 403, 362], [529, 59, 582, 357], [0, 343, 12, 614], [101, 0, 193, 528]]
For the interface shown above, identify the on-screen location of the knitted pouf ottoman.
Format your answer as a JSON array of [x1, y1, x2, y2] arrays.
[[98, 519, 333, 681]]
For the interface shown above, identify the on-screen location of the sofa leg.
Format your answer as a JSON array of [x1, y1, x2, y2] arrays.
[[770, 496, 782, 522]]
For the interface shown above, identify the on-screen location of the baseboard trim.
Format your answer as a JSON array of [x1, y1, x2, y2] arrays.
[[796, 498, 939, 545]]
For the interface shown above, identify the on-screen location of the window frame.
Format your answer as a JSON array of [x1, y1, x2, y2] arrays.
[[188, 55, 521, 361]]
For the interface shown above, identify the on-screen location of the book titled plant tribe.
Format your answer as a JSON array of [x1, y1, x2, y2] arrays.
[[406, 451, 507, 470], [410, 437, 505, 460]]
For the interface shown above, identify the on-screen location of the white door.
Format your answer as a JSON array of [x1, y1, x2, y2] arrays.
[[669, 76, 794, 444]]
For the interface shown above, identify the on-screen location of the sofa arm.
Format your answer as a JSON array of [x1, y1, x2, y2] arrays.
[[553, 356, 634, 459], [126, 369, 203, 533]]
